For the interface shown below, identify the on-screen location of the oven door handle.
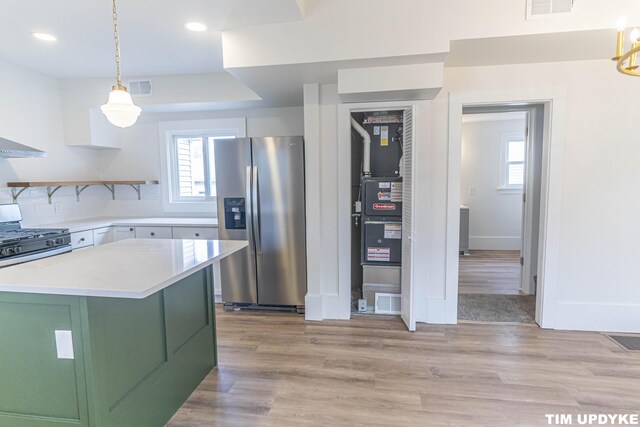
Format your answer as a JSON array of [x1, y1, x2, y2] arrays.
[[0, 245, 72, 268]]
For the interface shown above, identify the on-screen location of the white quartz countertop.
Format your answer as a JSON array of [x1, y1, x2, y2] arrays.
[[0, 239, 247, 299], [28, 216, 218, 233]]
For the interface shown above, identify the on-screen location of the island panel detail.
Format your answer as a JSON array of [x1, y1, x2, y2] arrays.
[[0, 266, 216, 427]]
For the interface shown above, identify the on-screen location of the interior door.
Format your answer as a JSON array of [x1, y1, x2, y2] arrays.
[[520, 112, 531, 294], [520, 106, 544, 299], [401, 108, 416, 331], [252, 137, 307, 306]]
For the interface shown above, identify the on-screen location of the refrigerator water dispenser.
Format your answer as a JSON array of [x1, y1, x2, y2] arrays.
[[223, 198, 246, 229]]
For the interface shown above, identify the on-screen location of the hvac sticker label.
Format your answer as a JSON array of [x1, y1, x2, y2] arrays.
[[367, 247, 391, 262], [373, 203, 396, 211], [384, 223, 402, 239], [380, 126, 389, 146], [377, 192, 391, 201]]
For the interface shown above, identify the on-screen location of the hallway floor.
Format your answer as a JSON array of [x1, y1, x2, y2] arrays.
[[458, 250, 535, 324], [459, 250, 522, 295]]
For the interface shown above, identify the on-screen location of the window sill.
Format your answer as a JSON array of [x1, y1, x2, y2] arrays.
[[497, 187, 523, 195], [163, 199, 217, 214]]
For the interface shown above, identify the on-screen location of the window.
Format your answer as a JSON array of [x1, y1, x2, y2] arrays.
[[171, 135, 233, 201], [500, 132, 526, 191], [158, 118, 246, 214]]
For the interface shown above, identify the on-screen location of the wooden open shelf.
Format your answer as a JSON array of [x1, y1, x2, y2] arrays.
[[7, 180, 159, 204]]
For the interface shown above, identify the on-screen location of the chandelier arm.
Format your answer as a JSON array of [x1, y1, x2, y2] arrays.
[[616, 44, 640, 76]]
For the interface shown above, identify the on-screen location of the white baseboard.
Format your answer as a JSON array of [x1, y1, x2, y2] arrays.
[[305, 293, 365, 321], [469, 236, 521, 250], [553, 301, 640, 333], [415, 298, 458, 325], [304, 294, 324, 321], [425, 298, 450, 324]]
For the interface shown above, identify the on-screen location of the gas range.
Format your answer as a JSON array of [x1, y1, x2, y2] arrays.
[[0, 204, 72, 268]]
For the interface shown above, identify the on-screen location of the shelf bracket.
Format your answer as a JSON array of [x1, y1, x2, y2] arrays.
[[75, 185, 91, 202], [11, 187, 28, 203], [128, 184, 142, 200], [46, 186, 62, 204], [102, 184, 115, 200]]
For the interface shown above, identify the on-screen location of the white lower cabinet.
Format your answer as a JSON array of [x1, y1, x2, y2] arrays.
[[70, 230, 94, 250], [71, 221, 223, 300], [92, 227, 113, 246], [171, 227, 218, 239], [112, 226, 136, 241], [134, 226, 173, 239]]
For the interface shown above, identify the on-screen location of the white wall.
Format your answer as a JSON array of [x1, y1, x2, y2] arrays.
[[461, 119, 524, 250], [59, 72, 261, 147], [98, 106, 304, 218], [0, 60, 104, 186], [222, 0, 639, 68], [305, 58, 640, 333], [441, 59, 640, 332], [0, 59, 303, 224]]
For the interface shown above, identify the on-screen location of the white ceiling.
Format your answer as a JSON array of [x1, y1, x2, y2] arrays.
[[0, 0, 305, 78], [0, 1, 621, 109]]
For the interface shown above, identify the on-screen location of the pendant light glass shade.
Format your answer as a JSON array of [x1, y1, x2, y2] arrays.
[[101, 86, 141, 128], [102, 0, 141, 127]]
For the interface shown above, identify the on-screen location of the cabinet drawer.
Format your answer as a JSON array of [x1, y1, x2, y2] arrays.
[[134, 226, 173, 239], [113, 226, 135, 241], [171, 227, 218, 240], [71, 230, 94, 249], [92, 227, 113, 246]]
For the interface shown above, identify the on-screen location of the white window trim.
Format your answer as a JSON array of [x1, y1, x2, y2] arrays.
[[498, 131, 525, 194], [158, 118, 246, 214]]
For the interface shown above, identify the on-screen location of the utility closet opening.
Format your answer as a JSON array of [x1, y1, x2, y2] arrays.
[[350, 110, 405, 316]]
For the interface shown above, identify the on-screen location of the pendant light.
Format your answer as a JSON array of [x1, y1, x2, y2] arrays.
[[100, 0, 141, 128]]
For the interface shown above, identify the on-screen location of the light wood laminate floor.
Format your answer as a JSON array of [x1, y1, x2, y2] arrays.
[[167, 307, 640, 426], [459, 250, 522, 295]]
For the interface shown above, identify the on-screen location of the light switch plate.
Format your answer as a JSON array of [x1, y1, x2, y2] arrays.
[[469, 185, 476, 196], [55, 330, 74, 359]]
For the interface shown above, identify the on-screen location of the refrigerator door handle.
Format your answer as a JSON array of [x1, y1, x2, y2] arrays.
[[252, 166, 262, 253], [245, 166, 256, 250]]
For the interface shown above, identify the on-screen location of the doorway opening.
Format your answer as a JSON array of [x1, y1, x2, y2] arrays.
[[337, 100, 423, 331], [457, 105, 544, 324], [350, 110, 404, 315]]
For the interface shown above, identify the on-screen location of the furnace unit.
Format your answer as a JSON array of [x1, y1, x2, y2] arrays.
[[361, 177, 403, 265]]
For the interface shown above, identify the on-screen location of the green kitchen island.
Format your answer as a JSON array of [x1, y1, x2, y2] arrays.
[[0, 238, 247, 427]]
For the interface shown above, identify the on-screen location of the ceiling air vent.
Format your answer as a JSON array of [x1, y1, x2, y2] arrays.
[[526, 0, 574, 20], [127, 80, 152, 97]]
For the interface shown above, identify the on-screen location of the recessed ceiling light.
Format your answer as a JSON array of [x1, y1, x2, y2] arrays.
[[32, 32, 57, 42], [184, 22, 207, 32]]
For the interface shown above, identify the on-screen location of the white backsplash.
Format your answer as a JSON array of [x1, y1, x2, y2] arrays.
[[0, 184, 212, 226]]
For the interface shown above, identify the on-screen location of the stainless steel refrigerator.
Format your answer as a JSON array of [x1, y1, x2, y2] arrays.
[[214, 137, 307, 309]]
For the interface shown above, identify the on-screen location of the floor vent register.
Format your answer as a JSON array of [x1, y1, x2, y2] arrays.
[[608, 335, 640, 351]]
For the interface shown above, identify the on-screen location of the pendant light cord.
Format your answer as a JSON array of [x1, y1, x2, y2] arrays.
[[111, 0, 122, 88]]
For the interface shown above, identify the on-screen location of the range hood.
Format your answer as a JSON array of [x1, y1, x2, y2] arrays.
[[0, 137, 46, 158]]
